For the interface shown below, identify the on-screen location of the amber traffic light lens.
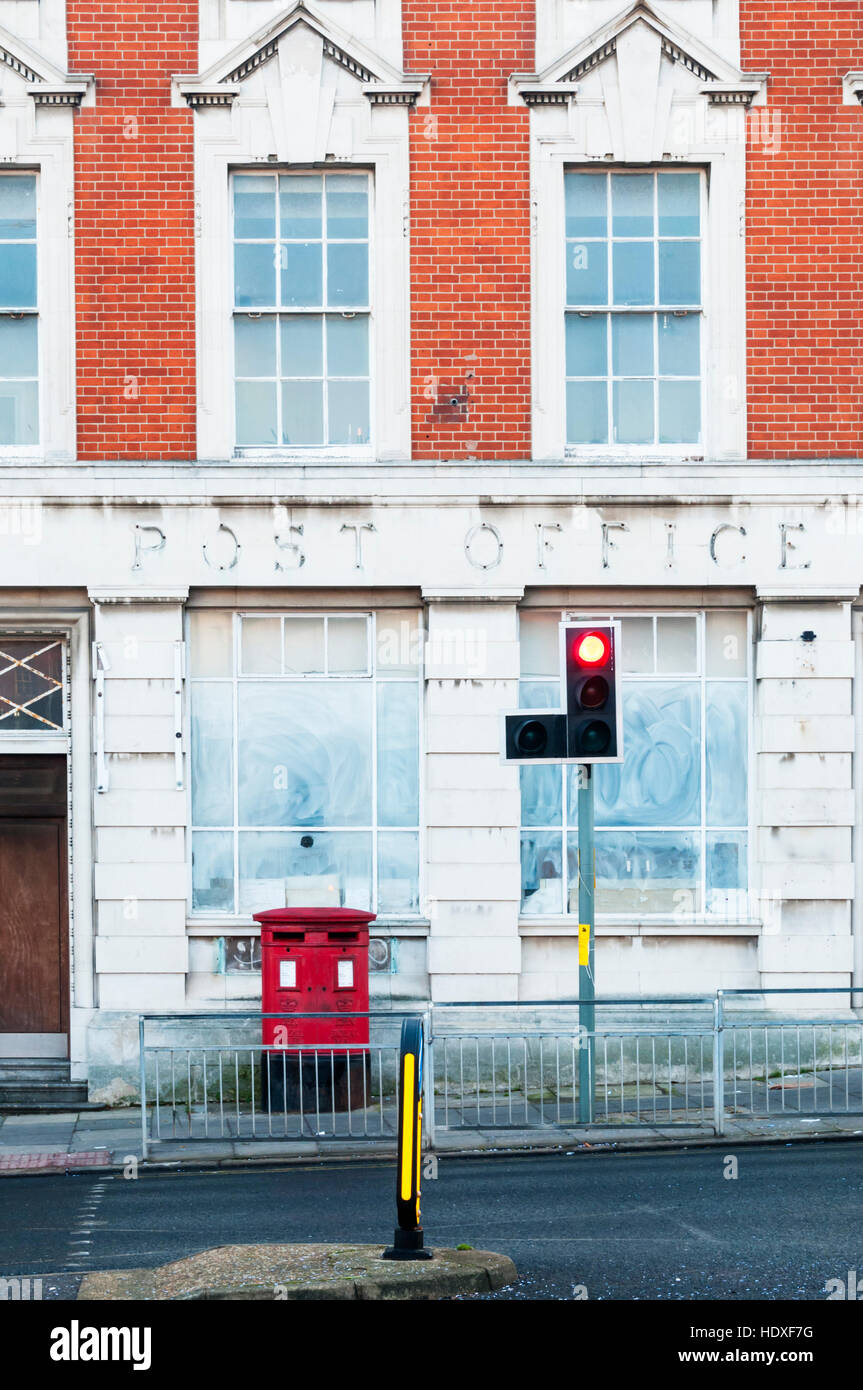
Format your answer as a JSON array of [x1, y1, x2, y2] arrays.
[[516, 719, 548, 756], [580, 675, 609, 709], [576, 633, 609, 666], [579, 721, 611, 755]]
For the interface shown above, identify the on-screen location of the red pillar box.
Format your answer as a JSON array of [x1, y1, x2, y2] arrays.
[[255, 907, 375, 1114]]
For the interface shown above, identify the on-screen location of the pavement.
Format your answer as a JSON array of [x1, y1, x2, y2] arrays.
[[1, 1104, 862, 1173]]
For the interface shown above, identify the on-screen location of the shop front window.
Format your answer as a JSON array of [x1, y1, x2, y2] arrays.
[[519, 610, 750, 919], [189, 611, 421, 918]]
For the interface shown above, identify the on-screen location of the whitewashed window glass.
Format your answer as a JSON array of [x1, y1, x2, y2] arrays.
[[565, 170, 702, 447], [519, 611, 750, 918], [189, 612, 421, 917], [233, 172, 371, 450], [0, 175, 39, 446]]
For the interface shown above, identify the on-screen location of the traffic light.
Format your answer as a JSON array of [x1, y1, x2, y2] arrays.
[[503, 711, 567, 764], [563, 622, 621, 762]]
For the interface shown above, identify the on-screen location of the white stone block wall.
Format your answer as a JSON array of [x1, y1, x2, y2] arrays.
[[755, 598, 855, 995], [90, 596, 189, 1018], [424, 597, 522, 1001]]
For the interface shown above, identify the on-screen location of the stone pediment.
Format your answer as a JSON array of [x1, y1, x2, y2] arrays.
[[0, 21, 92, 105], [176, 0, 428, 108], [513, 0, 767, 109]]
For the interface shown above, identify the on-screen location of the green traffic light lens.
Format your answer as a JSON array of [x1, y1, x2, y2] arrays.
[[516, 719, 548, 756], [579, 721, 611, 755]]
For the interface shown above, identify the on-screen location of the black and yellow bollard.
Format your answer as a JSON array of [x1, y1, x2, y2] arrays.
[[382, 1017, 433, 1260]]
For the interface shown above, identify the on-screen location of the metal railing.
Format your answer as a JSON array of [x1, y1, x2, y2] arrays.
[[138, 989, 863, 1154]]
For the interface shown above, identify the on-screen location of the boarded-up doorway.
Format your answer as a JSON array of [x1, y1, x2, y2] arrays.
[[0, 756, 68, 1058]]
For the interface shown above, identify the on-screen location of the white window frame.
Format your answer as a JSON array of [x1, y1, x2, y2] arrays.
[[563, 167, 707, 457], [186, 610, 424, 923], [231, 168, 376, 457], [518, 608, 755, 924]]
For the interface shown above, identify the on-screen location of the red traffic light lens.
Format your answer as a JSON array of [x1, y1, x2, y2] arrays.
[[575, 632, 609, 666]]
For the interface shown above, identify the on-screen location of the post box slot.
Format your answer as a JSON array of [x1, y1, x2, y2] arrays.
[[272, 932, 304, 942], [329, 931, 359, 941]]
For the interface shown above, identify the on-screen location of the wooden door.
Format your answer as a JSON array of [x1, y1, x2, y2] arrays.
[[0, 756, 68, 1053]]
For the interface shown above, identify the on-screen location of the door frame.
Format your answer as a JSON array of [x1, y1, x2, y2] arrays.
[[0, 609, 94, 1062]]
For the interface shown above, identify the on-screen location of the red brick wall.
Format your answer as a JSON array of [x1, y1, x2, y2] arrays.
[[404, 4, 534, 460], [742, 2, 863, 458], [68, 3, 196, 460]]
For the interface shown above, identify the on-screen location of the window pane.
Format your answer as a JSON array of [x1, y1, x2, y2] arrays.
[[707, 830, 748, 915], [376, 610, 422, 674], [658, 172, 700, 237], [596, 682, 701, 828], [234, 175, 276, 239], [192, 831, 234, 912], [279, 174, 322, 239], [656, 616, 698, 673], [659, 241, 700, 304], [564, 172, 607, 238], [238, 681, 372, 826], [377, 682, 419, 826], [0, 380, 38, 445], [234, 242, 275, 307], [281, 242, 322, 307], [706, 682, 748, 825], [0, 316, 37, 376], [565, 314, 606, 376], [327, 315, 368, 376], [326, 175, 369, 239], [658, 313, 699, 376], [612, 241, 653, 305], [236, 380, 277, 446], [566, 239, 607, 305], [239, 831, 372, 912], [521, 831, 563, 914], [191, 684, 233, 825], [593, 830, 700, 914], [241, 616, 281, 675], [612, 315, 653, 376], [328, 379, 369, 445], [282, 380, 323, 445], [0, 176, 36, 239], [378, 832, 419, 913], [611, 173, 653, 237], [567, 379, 607, 443], [659, 380, 701, 443], [189, 611, 233, 677], [706, 611, 748, 677], [520, 615, 559, 678], [620, 616, 654, 673], [0, 637, 62, 730], [327, 243, 368, 306], [280, 315, 322, 377], [613, 379, 653, 444], [284, 616, 325, 674], [329, 616, 368, 674], [234, 316, 276, 377], [0, 245, 36, 307]]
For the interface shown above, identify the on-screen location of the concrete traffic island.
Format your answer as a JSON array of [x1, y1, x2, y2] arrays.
[[76, 1243, 517, 1301]]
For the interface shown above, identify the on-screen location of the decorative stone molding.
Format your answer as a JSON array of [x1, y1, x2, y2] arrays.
[[30, 83, 90, 108], [703, 79, 769, 108], [517, 83, 578, 107], [363, 81, 427, 107], [177, 83, 240, 109], [88, 587, 191, 606], [842, 71, 863, 106]]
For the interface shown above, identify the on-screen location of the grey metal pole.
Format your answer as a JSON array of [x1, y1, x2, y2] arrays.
[[577, 766, 595, 1123]]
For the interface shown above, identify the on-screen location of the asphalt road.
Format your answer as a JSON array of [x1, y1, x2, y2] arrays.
[[1, 1141, 862, 1300]]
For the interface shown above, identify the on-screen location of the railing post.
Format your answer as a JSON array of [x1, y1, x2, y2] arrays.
[[423, 1008, 436, 1150], [138, 1015, 149, 1161], [713, 992, 725, 1137]]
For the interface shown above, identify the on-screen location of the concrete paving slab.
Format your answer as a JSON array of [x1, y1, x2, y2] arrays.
[[77, 1243, 517, 1301]]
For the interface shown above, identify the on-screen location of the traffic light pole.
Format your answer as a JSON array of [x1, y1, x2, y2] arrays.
[[577, 765, 595, 1124]]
